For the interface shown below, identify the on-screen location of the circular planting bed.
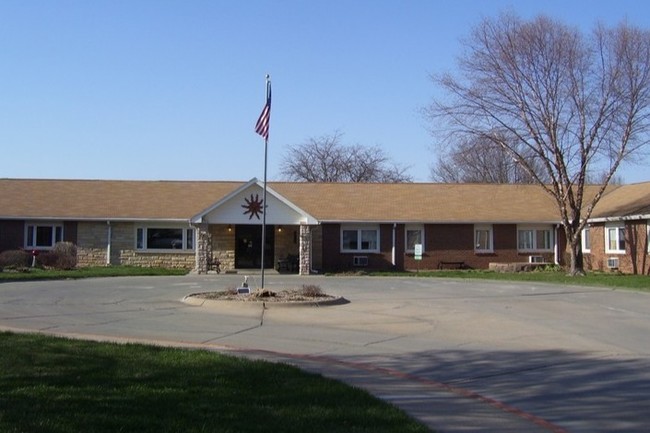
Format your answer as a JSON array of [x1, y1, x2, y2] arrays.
[[183, 285, 348, 308]]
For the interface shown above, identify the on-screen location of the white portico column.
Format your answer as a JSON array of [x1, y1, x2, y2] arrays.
[[299, 224, 311, 275]]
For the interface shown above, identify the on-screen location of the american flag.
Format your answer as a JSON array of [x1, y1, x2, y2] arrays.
[[255, 80, 271, 140]]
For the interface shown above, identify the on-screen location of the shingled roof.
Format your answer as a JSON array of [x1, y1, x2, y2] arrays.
[[590, 181, 650, 219], [0, 179, 242, 220], [271, 182, 565, 223], [0, 178, 647, 223]]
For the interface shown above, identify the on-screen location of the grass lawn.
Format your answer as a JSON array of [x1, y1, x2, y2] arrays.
[[1, 265, 647, 292], [369, 269, 650, 291], [0, 266, 188, 282], [0, 332, 431, 433]]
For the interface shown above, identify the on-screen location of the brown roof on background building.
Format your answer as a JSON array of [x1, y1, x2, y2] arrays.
[[590, 181, 650, 219], [0, 178, 647, 223]]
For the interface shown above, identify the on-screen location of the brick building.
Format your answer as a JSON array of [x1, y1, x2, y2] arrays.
[[1, 178, 648, 275]]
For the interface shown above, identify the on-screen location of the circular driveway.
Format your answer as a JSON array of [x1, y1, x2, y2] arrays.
[[1, 274, 649, 432]]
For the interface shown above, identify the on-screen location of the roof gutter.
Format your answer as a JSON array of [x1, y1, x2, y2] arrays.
[[587, 214, 650, 223], [0, 216, 191, 223], [319, 219, 562, 225]]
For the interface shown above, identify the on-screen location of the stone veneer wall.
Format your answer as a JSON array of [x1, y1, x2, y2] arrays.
[[119, 250, 195, 268], [299, 224, 311, 275], [195, 224, 209, 274], [209, 225, 235, 271], [76, 221, 195, 269], [76, 221, 109, 267]]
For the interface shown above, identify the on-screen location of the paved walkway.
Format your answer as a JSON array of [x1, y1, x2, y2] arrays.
[[1, 274, 649, 432]]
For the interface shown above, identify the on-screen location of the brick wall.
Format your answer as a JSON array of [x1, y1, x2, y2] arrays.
[[0, 220, 79, 255], [311, 225, 323, 271], [0, 220, 25, 252], [585, 221, 649, 274], [320, 223, 560, 272]]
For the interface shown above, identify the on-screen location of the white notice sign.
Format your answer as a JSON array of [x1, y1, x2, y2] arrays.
[[414, 244, 423, 260]]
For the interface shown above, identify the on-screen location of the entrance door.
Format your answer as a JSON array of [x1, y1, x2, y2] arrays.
[[235, 225, 275, 268]]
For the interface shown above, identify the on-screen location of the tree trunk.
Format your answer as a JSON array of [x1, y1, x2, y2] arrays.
[[567, 237, 586, 276]]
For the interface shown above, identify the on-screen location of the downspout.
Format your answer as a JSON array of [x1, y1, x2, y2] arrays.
[[554, 224, 560, 265], [392, 223, 397, 267], [106, 221, 112, 266]]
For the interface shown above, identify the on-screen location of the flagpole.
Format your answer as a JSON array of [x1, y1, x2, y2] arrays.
[[260, 75, 271, 290], [260, 138, 269, 290], [261, 134, 268, 289]]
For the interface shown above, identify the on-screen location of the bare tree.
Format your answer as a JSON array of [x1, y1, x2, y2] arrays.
[[431, 135, 548, 183], [426, 13, 650, 275], [280, 132, 412, 183]]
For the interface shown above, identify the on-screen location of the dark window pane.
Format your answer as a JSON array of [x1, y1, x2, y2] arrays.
[[147, 228, 183, 249]]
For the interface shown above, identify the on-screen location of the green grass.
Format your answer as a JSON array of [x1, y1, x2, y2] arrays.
[[0, 332, 431, 433], [0, 266, 188, 282], [368, 269, 650, 291], [2, 264, 646, 292]]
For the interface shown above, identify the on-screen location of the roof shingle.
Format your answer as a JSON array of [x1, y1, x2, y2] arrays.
[[1, 178, 648, 223]]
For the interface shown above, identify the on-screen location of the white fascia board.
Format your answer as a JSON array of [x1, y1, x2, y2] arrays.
[[5, 216, 190, 223], [191, 178, 259, 223], [321, 219, 561, 225], [588, 214, 650, 223], [191, 177, 319, 225]]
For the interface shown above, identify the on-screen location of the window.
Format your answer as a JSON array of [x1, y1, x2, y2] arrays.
[[605, 223, 626, 254], [136, 227, 195, 251], [25, 223, 63, 249], [405, 225, 424, 252], [517, 225, 553, 251], [581, 227, 591, 253], [341, 225, 379, 253], [474, 225, 493, 252]]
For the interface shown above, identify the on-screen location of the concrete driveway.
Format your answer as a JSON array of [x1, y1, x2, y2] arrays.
[[1, 274, 649, 432]]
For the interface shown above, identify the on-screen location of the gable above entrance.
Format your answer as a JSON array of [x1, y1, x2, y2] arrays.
[[191, 178, 318, 225]]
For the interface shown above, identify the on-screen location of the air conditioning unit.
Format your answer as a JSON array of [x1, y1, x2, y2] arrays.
[[528, 255, 545, 263], [353, 256, 368, 267], [607, 257, 619, 269]]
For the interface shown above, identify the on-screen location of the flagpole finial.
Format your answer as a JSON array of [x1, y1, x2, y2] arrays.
[[265, 74, 270, 81]]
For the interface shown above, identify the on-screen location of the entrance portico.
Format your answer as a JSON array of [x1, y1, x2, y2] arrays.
[[191, 179, 318, 275]]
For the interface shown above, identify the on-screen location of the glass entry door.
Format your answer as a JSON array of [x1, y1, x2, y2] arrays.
[[235, 225, 275, 268]]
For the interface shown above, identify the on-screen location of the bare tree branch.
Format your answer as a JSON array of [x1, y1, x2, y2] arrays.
[[426, 13, 650, 274], [280, 132, 413, 183]]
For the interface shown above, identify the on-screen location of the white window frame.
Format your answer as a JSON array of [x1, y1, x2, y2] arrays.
[[581, 227, 591, 254], [341, 224, 380, 253], [25, 222, 63, 249], [517, 225, 554, 252], [405, 225, 425, 253], [474, 224, 493, 253], [605, 223, 626, 254], [136, 225, 195, 251]]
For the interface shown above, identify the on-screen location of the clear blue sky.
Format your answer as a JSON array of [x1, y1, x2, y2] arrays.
[[2, 0, 650, 183]]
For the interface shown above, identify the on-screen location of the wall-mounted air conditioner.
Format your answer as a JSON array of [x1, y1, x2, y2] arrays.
[[353, 256, 368, 267], [528, 255, 545, 263], [607, 257, 619, 269]]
